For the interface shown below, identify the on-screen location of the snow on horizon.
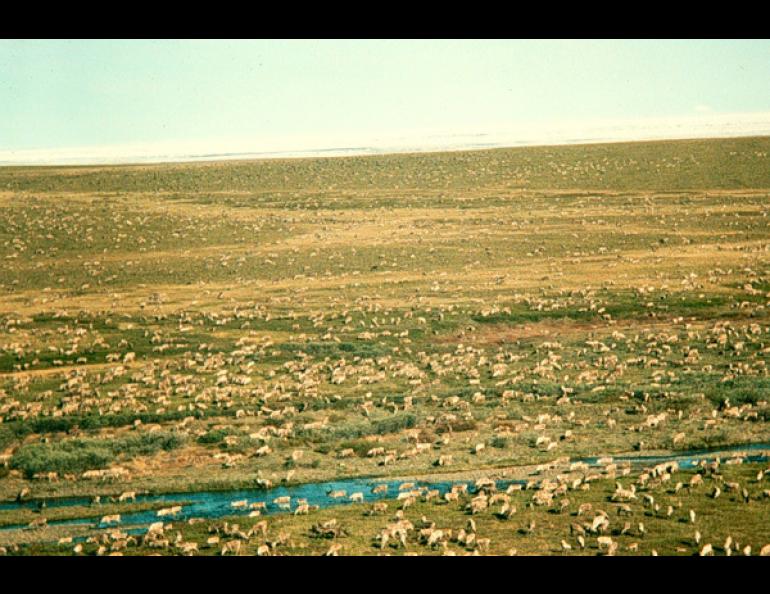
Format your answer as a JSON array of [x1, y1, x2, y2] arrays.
[[2, 111, 770, 167]]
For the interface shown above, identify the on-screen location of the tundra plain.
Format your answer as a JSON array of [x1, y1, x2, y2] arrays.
[[1, 136, 770, 555]]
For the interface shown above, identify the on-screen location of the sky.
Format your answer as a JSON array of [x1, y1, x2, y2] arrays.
[[1, 39, 769, 164]]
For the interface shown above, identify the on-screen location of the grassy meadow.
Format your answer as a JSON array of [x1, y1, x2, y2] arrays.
[[1, 136, 770, 555]]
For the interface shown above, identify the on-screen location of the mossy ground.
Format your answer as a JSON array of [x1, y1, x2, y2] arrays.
[[1, 137, 770, 554]]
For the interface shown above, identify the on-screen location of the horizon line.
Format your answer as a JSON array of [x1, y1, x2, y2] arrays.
[[3, 111, 770, 167]]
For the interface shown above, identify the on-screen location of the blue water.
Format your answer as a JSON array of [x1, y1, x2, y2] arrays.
[[581, 442, 770, 469], [0, 477, 516, 534], [2, 442, 768, 536], [0, 496, 92, 512]]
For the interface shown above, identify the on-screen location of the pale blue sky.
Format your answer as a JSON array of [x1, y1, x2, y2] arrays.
[[1, 39, 769, 161]]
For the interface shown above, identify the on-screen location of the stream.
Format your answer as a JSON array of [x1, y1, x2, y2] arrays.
[[1, 442, 768, 536]]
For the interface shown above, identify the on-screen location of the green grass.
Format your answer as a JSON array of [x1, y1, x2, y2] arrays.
[[1, 136, 770, 554]]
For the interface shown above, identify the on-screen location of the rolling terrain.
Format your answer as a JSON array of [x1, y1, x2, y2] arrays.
[[1, 136, 770, 555]]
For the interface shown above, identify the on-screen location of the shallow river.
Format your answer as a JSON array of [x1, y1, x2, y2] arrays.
[[1, 442, 768, 535]]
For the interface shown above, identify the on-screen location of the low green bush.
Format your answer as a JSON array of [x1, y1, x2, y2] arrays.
[[10, 431, 185, 477]]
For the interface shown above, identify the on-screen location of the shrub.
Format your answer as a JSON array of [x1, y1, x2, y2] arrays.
[[436, 418, 478, 434], [10, 431, 184, 478], [489, 436, 509, 449], [113, 432, 184, 456], [197, 429, 230, 444], [11, 440, 113, 477], [16, 410, 206, 436], [296, 413, 417, 442], [338, 439, 373, 458], [372, 414, 416, 435]]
